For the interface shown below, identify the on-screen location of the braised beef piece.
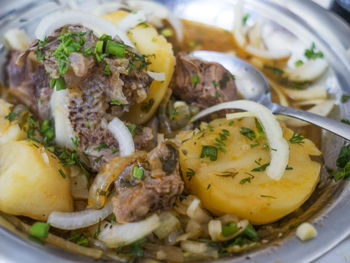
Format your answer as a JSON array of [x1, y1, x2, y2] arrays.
[[6, 25, 153, 171], [112, 142, 184, 223], [171, 52, 237, 109]]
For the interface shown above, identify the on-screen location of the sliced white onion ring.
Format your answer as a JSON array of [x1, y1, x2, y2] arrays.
[[48, 202, 112, 230], [285, 59, 329, 83], [117, 11, 146, 33], [108, 118, 135, 157], [98, 213, 160, 248], [35, 10, 134, 47], [191, 100, 289, 181], [147, 71, 166, 81]]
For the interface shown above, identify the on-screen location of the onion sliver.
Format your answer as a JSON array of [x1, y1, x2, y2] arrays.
[[35, 10, 133, 47], [285, 59, 328, 83], [108, 118, 135, 157], [127, 0, 183, 42], [245, 45, 291, 60], [147, 71, 166, 81], [281, 86, 327, 101], [98, 213, 160, 248], [191, 100, 289, 181], [117, 11, 146, 33], [3, 28, 30, 51], [48, 202, 112, 230]]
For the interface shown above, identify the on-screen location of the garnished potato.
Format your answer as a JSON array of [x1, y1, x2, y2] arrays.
[[180, 118, 321, 225], [0, 99, 25, 144], [103, 10, 176, 124], [0, 140, 73, 220]]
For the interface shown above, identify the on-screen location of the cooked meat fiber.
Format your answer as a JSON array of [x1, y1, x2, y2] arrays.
[[6, 25, 153, 171], [171, 52, 237, 109], [112, 142, 184, 223]]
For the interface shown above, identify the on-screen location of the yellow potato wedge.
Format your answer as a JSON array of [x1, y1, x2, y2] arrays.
[[180, 118, 321, 225], [0, 140, 73, 220]]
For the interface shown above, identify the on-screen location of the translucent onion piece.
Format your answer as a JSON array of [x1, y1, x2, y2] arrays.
[[225, 111, 256, 120], [127, 0, 183, 42], [147, 71, 166, 81], [281, 86, 328, 101], [245, 44, 291, 60], [97, 214, 160, 248], [48, 202, 112, 230], [3, 28, 30, 51], [191, 100, 289, 181], [108, 118, 135, 157], [50, 89, 75, 149], [35, 10, 133, 47], [208, 219, 248, 242], [285, 59, 329, 83], [117, 11, 146, 32]]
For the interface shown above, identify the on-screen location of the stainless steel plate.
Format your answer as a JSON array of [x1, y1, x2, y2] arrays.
[[0, 0, 350, 262]]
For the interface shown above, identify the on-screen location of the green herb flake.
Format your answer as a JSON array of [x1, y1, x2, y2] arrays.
[[331, 144, 350, 181], [110, 99, 123, 106], [186, 168, 195, 181], [93, 142, 108, 152], [289, 131, 305, 145], [341, 119, 350, 125], [58, 168, 66, 178], [240, 127, 256, 141], [341, 94, 350, 103], [222, 222, 238, 237], [251, 162, 270, 172], [229, 120, 235, 126], [295, 60, 304, 67], [240, 174, 254, 185], [263, 65, 284, 75], [215, 90, 221, 98], [260, 194, 276, 199], [243, 224, 259, 240], [207, 184, 211, 190], [200, 145, 218, 161], [106, 40, 126, 58], [286, 165, 293, 170], [4, 112, 15, 122], [242, 13, 250, 25], [132, 166, 144, 179], [30, 222, 50, 239], [304, 42, 324, 60], [192, 74, 199, 87], [126, 124, 136, 139], [102, 63, 112, 76]]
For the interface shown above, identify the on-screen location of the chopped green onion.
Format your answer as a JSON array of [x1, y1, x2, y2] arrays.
[[95, 40, 104, 54], [30, 222, 50, 239], [106, 40, 126, 58], [58, 168, 66, 178], [133, 166, 144, 179], [186, 168, 195, 181], [4, 112, 15, 122], [222, 221, 238, 237], [192, 74, 199, 87], [243, 224, 259, 240]]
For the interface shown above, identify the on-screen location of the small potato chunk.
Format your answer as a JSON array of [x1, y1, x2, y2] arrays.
[[180, 118, 321, 225], [0, 99, 25, 144], [103, 10, 176, 124], [0, 140, 73, 220]]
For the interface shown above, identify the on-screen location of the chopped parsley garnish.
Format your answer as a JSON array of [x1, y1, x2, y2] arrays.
[[341, 94, 350, 103], [240, 127, 255, 141], [93, 142, 108, 152], [214, 129, 230, 153], [111, 146, 119, 154], [289, 131, 305, 145], [229, 120, 235, 126], [186, 168, 195, 181], [36, 37, 49, 61], [68, 232, 89, 247], [286, 165, 293, 170], [58, 168, 66, 178], [251, 162, 270, 172], [331, 144, 350, 181], [212, 80, 218, 88], [117, 238, 147, 257], [132, 166, 144, 180], [26, 116, 37, 140], [341, 119, 350, 125], [295, 60, 304, 67], [222, 222, 238, 237], [263, 65, 284, 75], [126, 124, 136, 139], [102, 63, 112, 76], [207, 184, 211, 190], [200, 145, 218, 161], [216, 90, 221, 98], [30, 222, 50, 239], [41, 119, 55, 144], [250, 143, 260, 148], [240, 175, 254, 185], [170, 108, 178, 120], [110, 99, 123, 106], [4, 112, 15, 122], [242, 13, 250, 25], [192, 74, 199, 88], [304, 42, 323, 60]]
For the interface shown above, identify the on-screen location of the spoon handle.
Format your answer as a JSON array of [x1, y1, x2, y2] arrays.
[[271, 103, 350, 141]]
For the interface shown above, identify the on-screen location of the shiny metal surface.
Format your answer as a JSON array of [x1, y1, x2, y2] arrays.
[[0, 0, 350, 262], [192, 50, 350, 141]]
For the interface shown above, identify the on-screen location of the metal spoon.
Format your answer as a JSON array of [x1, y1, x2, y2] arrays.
[[191, 50, 350, 141]]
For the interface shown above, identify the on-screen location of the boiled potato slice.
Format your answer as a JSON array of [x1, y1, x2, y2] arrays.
[[103, 10, 176, 124], [180, 118, 321, 225], [0, 99, 25, 144], [0, 140, 73, 220]]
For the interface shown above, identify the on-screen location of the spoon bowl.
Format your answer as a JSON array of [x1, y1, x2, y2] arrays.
[[191, 50, 350, 141]]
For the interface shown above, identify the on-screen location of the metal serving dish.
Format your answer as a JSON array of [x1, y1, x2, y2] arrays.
[[0, 0, 349, 262]]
